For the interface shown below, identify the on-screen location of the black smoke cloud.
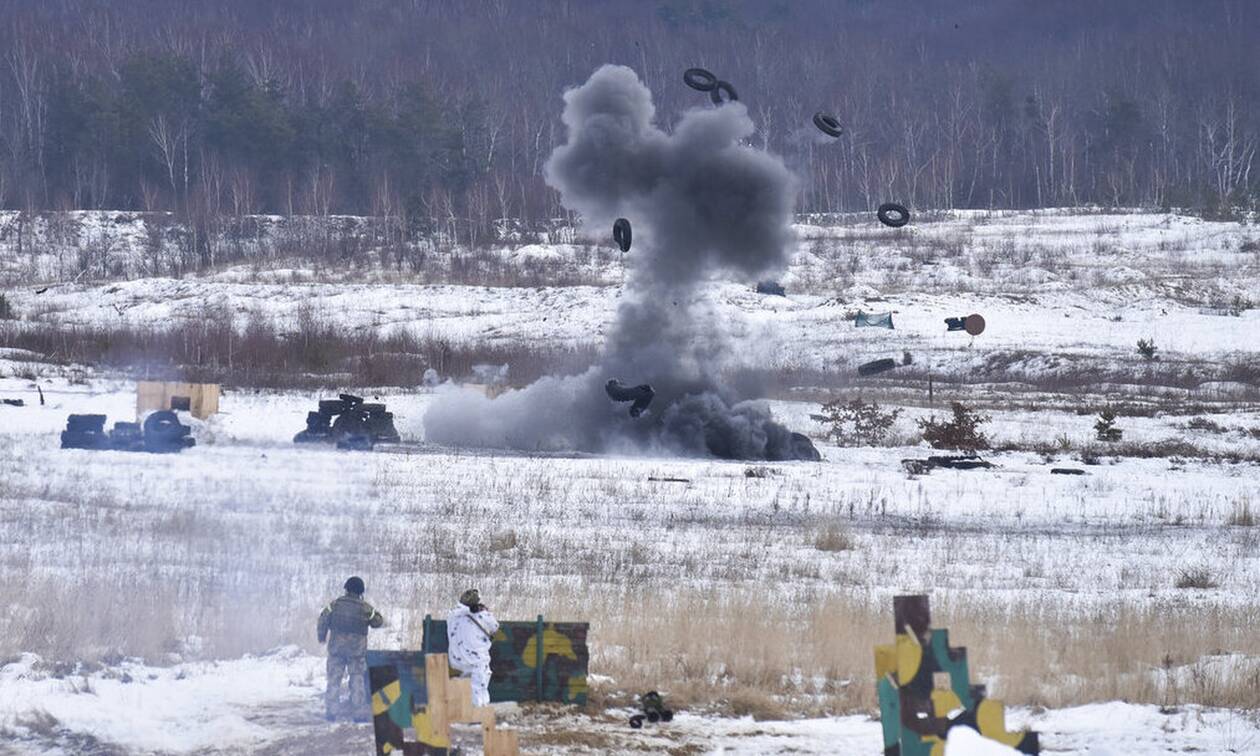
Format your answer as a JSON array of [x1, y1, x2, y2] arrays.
[[424, 65, 818, 461]]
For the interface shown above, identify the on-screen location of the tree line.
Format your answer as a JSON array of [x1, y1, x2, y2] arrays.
[[0, 0, 1257, 247]]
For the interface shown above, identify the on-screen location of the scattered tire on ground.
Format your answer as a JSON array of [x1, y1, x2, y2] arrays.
[[682, 67, 718, 92], [877, 202, 911, 228], [902, 455, 994, 475], [813, 112, 844, 138], [858, 358, 898, 376]]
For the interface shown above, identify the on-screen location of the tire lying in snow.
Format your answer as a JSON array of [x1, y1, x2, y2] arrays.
[[682, 67, 718, 92], [813, 112, 844, 138], [613, 218, 632, 252], [858, 358, 898, 376], [877, 202, 910, 228], [709, 80, 738, 105]]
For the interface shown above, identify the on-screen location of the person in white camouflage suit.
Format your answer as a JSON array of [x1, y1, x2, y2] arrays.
[[447, 588, 500, 706], [317, 576, 385, 721]]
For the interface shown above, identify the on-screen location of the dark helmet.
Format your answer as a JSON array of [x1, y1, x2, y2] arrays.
[[459, 588, 480, 608], [344, 576, 365, 595]]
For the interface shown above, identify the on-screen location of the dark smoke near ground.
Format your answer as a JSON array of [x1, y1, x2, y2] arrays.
[[424, 65, 819, 461]]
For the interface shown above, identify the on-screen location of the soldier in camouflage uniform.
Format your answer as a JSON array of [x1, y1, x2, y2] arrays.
[[447, 588, 499, 707], [317, 576, 385, 721]]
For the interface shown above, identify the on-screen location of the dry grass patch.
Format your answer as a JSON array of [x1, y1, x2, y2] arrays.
[[813, 523, 856, 552]]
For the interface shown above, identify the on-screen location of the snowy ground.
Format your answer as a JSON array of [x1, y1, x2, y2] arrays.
[[2, 209, 1259, 754]]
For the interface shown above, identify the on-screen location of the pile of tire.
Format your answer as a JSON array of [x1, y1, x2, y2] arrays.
[[60, 414, 111, 450], [142, 410, 196, 453], [59, 411, 194, 453], [293, 393, 400, 451]]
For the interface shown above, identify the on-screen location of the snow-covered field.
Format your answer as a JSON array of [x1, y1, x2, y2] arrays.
[[2, 209, 1259, 754]]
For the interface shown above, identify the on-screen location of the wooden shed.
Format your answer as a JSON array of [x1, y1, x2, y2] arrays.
[[137, 381, 220, 420]]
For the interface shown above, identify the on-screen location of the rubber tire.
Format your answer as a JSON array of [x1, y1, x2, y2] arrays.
[[813, 112, 844, 138], [318, 400, 346, 415], [877, 202, 910, 228], [858, 358, 898, 376], [332, 410, 369, 441], [629, 715, 644, 729], [683, 67, 718, 92], [709, 80, 738, 105], [647, 711, 660, 723], [660, 709, 674, 722], [143, 410, 184, 439], [61, 430, 109, 450], [66, 414, 107, 433], [613, 218, 632, 252]]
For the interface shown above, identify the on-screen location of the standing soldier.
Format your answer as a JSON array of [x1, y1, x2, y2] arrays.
[[317, 576, 385, 721], [447, 588, 500, 707]]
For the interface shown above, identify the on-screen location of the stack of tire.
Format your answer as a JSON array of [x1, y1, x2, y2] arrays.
[[59, 411, 194, 453], [293, 393, 400, 451], [60, 414, 111, 450]]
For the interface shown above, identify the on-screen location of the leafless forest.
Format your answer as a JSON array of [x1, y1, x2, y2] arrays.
[[0, 0, 1257, 248]]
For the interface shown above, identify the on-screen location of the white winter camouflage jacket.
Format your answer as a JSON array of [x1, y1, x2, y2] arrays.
[[446, 604, 499, 671]]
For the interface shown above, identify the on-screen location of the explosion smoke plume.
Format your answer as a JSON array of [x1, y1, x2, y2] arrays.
[[424, 65, 818, 461]]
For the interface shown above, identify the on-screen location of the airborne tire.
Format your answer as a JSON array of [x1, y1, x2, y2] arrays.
[[813, 112, 844, 138], [709, 80, 738, 105], [613, 218, 632, 252], [682, 67, 718, 92], [628, 714, 644, 729]]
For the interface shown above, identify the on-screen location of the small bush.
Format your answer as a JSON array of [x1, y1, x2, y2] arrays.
[[917, 402, 990, 450], [820, 398, 903, 446], [0, 293, 16, 320], [487, 530, 518, 552], [1137, 338, 1158, 360], [1185, 417, 1227, 434], [1228, 501, 1256, 527], [1095, 409, 1123, 442], [813, 523, 855, 552], [1175, 568, 1218, 590]]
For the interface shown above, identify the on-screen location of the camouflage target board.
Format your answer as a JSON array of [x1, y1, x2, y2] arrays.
[[423, 615, 589, 704], [874, 595, 1039, 755]]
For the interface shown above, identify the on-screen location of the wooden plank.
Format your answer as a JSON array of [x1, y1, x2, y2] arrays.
[[446, 677, 475, 723], [484, 727, 519, 756], [424, 654, 451, 739]]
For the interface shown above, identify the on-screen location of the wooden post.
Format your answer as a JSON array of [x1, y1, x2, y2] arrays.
[[535, 614, 544, 702], [423, 614, 431, 654]]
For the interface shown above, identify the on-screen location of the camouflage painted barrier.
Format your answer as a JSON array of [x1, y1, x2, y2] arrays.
[[365, 651, 518, 756], [366, 650, 428, 755], [874, 595, 1039, 756], [423, 614, 589, 704]]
